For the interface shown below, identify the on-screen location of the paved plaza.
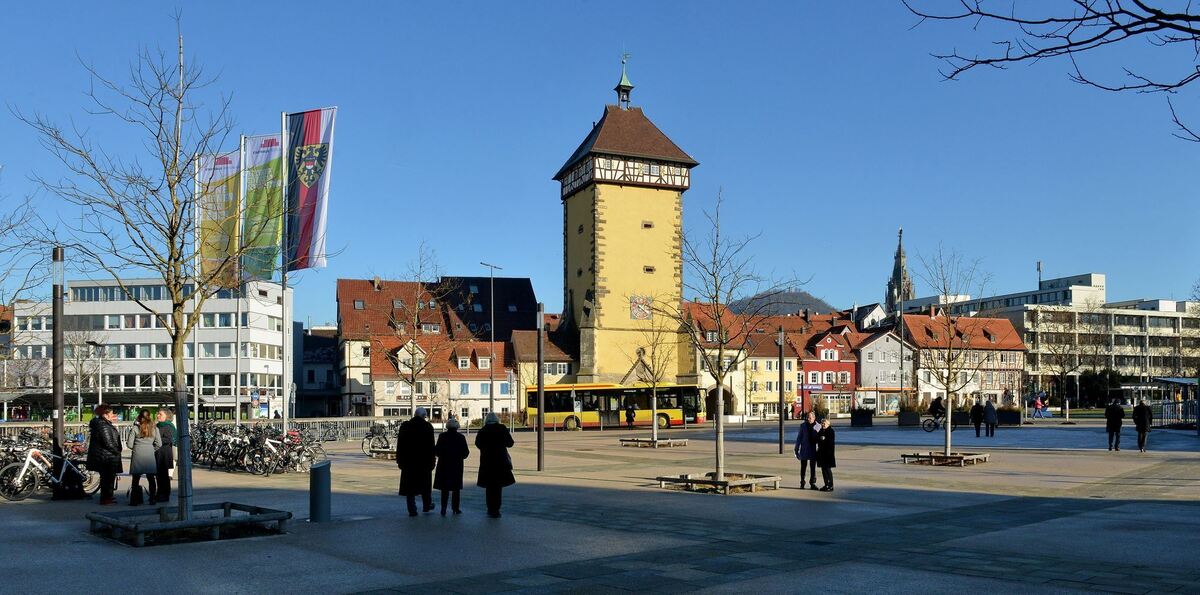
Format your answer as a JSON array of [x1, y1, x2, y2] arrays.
[[0, 422, 1198, 594]]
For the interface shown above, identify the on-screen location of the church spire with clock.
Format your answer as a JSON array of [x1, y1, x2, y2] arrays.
[[552, 59, 698, 384]]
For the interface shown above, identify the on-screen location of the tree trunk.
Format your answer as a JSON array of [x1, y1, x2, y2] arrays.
[[944, 392, 953, 456], [172, 333, 194, 520], [651, 384, 658, 443], [714, 376, 725, 480]]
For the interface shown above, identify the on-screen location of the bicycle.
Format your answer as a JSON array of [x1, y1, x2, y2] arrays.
[[921, 414, 958, 433], [0, 447, 100, 501], [361, 421, 397, 455]]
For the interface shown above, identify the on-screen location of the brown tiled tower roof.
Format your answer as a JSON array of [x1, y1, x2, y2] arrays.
[[553, 105, 698, 180]]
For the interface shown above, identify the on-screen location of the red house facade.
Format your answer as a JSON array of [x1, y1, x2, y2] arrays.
[[797, 330, 859, 416]]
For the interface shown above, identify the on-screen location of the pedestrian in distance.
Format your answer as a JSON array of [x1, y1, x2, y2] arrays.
[[983, 399, 998, 438], [1133, 398, 1152, 453], [475, 413, 515, 518], [1032, 394, 1045, 419], [396, 407, 436, 516], [154, 408, 175, 503], [970, 399, 985, 437], [625, 403, 636, 429], [434, 417, 469, 516], [128, 408, 161, 506], [86, 404, 122, 505], [793, 410, 820, 490], [815, 417, 836, 492], [1105, 398, 1125, 451]]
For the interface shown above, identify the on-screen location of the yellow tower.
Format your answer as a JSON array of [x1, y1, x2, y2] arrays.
[[552, 59, 698, 384]]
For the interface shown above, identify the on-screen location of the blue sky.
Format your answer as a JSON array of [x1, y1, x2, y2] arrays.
[[1, 1, 1196, 324]]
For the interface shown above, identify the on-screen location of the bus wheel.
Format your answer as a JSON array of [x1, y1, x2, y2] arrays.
[[656, 414, 670, 429], [564, 417, 580, 431]]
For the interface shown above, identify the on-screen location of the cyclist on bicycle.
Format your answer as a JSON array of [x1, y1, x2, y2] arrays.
[[928, 396, 947, 425]]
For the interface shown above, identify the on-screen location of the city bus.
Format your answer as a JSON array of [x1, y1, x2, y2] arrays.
[[525, 384, 705, 430]]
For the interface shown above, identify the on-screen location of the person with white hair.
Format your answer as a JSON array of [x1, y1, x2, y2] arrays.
[[396, 407, 435, 516], [433, 417, 469, 515], [474, 412, 515, 518]]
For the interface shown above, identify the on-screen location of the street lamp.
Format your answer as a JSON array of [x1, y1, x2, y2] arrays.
[[775, 326, 785, 455], [480, 261, 502, 414]]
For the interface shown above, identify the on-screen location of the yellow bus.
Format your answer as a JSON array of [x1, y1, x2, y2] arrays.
[[525, 384, 705, 430]]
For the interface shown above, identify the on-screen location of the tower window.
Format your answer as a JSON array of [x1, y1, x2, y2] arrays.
[[641, 221, 654, 229], [643, 266, 656, 274], [577, 268, 583, 277], [577, 224, 584, 235], [650, 164, 660, 176]]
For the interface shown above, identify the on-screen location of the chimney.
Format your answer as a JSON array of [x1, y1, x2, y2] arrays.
[[371, 276, 383, 291]]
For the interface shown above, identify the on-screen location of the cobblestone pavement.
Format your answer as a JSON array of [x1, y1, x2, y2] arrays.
[[0, 423, 1196, 594]]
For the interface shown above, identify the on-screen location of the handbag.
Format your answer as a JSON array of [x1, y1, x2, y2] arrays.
[[128, 482, 144, 506]]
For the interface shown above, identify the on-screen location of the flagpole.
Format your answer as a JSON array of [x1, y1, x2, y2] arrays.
[[280, 111, 291, 432], [235, 134, 245, 425]]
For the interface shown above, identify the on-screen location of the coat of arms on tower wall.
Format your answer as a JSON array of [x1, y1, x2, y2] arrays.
[[630, 295, 652, 320]]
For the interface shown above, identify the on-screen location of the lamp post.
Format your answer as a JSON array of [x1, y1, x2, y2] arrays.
[[480, 261, 502, 414], [51, 247, 65, 449], [776, 326, 785, 455]]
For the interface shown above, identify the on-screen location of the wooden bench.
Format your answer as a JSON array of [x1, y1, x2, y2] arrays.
[[656, 472, 782, 495], [368, 448, 397, 460], [619, 438, 688, 448], [901, 452, 990, 467]]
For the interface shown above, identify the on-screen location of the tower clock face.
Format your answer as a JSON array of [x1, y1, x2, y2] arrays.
[[630, 295, 652, 320]]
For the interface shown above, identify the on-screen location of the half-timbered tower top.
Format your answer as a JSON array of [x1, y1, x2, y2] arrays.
[[553, 66, 698, 198]]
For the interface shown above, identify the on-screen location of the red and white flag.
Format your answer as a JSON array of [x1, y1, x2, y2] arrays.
[[285, 107, 336, 271]]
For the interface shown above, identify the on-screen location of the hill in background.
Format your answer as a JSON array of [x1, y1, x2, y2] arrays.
[[729, 290, 838, 316]]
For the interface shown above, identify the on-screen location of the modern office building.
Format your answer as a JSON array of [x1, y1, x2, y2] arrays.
[[8, 278, 292, 419]]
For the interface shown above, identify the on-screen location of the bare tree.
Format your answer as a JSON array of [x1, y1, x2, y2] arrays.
[[372, 243, 462, 418], [914, 246, 1007, 456], [621, 292, 679, 442], [15, 30, 269, 519], [655, 192, 795, 480], [1032, 308, 1083, 409], [63, 328, 109, 411], [1187, 280, 1200, 401], [905, 1, 1200, 140]]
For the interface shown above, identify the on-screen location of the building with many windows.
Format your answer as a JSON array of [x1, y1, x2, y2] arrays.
[[9, 278, 291, 419]]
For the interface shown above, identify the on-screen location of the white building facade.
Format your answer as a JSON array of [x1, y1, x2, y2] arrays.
[[10, 278, 291, 419]]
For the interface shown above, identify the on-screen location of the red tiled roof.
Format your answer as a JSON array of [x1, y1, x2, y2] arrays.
[[902, 314, 1025, 351], [510, 329, 575, 363], [554, 105, 698, 180], [337, 278, 471, 342], [371, 336, 511, 380]]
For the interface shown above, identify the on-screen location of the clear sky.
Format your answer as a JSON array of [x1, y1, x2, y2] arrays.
[[1, 1, 1196, 324]]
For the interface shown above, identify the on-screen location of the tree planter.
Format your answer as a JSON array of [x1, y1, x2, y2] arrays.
[[897, 412, 921, 426], [997, 411, 1022, 426], [850, 410, 874, 427]]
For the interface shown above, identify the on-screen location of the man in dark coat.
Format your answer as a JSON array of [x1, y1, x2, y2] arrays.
[[475, 413, 515, 518], [86, 405, 123, 505], [1104, 398, 1125, 451], [970, 399, 985, 437], [815, 418, 836, 492], [983, 400, 998, 437], [625, 404, 636, 429], [793, 410, 819, 490], [929, 396, 946, 423], [1132, 399, 1153, 453], [396, 408, 436, 516], [154, 408, 176, 503], [433, 418, 469, 515]]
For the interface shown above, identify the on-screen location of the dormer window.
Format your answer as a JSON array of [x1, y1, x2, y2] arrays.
[[457, 358, 469, 369], [421, 323, 440, 334], [705, 331, 717, 342], [392, 299, 404, 309], [478, 357, 491, 369], [469, 285, 479, 294]]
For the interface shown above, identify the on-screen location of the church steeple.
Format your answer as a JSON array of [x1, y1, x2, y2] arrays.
[[614, 52, 634, 109], [886, 227, 915, 313]]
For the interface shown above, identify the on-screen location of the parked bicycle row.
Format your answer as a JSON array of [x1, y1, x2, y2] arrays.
[[0, 427, 99, 501], [190, 421, 327, 476]]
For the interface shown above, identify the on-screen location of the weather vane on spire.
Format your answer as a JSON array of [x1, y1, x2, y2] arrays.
[[615, 50, 634, 108]]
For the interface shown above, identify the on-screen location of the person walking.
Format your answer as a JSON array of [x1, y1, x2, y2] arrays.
[[793, 410, 820, 490], [86, 405, 123, 505], [1032, 394, 1044, 419], [128, 409, 162, 506], [1132, 399, 1152, 453], [625, 403, 636, 429], [396, 407, 435, 516], [433, 417, 469, 516], [1105, 398, 1125, 451], [815, 418, 836, 491], [970, 399, 985, 437], [983, 399, 998, 438], [154, 408, 176, 503], [475, 413, 515, 518]]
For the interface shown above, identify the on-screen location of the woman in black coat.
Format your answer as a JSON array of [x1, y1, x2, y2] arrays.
[[474, 413, 515, 518], [86, 405, 123, 505], [433, 418, 469, 516], [815, 419, 836, 492]]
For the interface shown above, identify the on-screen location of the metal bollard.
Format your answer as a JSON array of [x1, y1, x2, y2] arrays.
[[310, 461, 331, 523]]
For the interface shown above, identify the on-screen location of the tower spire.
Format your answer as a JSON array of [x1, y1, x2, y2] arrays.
[[886, 226, 915, 313], [615, 52, 633, 109]]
